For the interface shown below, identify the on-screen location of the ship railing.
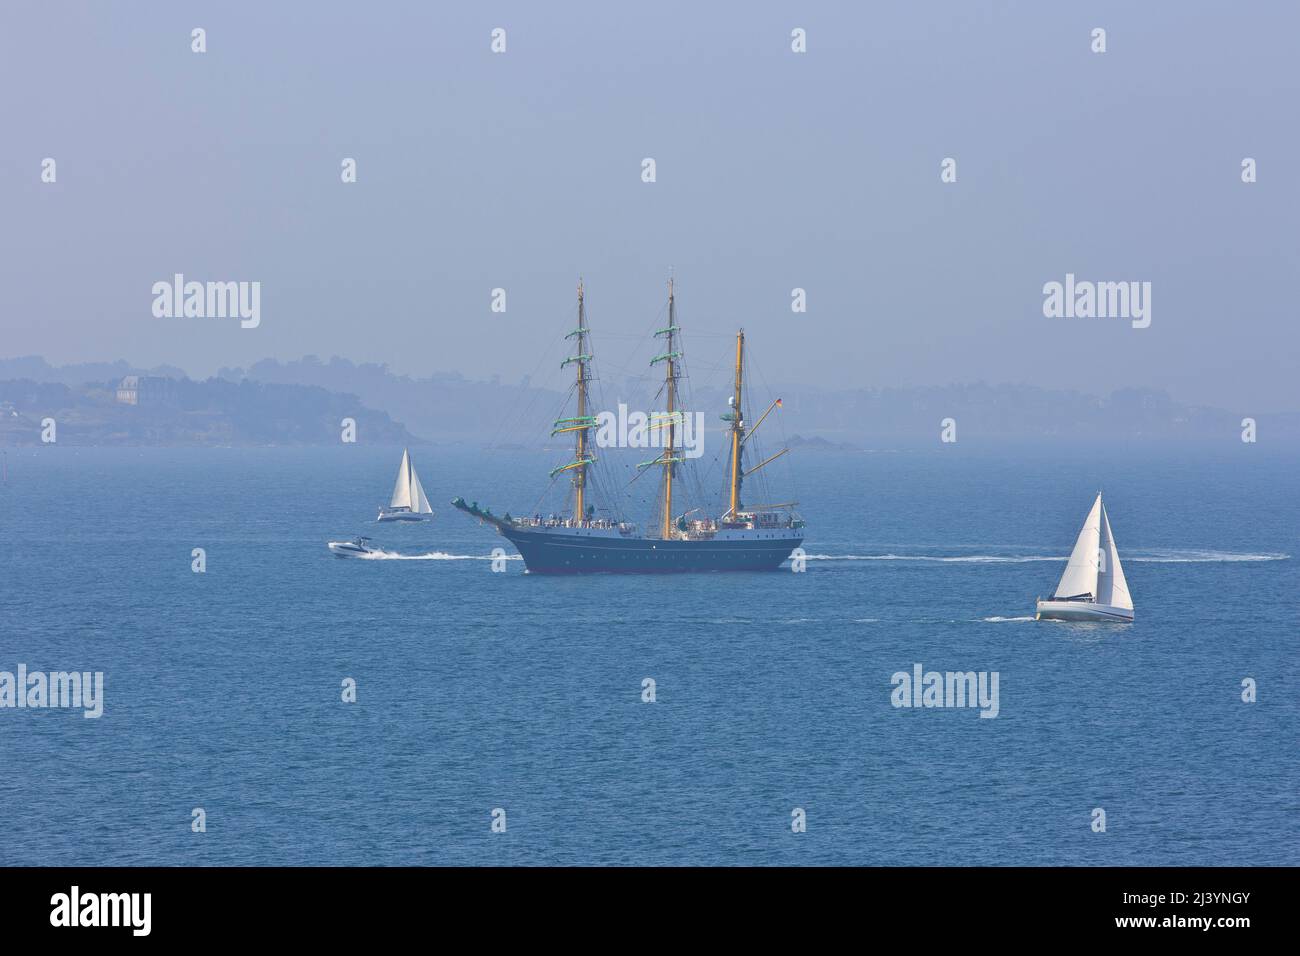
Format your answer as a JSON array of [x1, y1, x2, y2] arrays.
[[515, 516, 627, 530]]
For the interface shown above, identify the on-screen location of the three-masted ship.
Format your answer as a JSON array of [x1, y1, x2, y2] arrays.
[[452, 279, 805, 573]]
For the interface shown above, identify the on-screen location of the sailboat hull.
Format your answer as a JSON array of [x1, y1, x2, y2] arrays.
[[377, 508, 432, 523], [502, 526, 803, 574], [1035, 599, 1133, 623]]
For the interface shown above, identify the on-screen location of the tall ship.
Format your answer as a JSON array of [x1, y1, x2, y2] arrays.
[[452, 279, 805, 573]]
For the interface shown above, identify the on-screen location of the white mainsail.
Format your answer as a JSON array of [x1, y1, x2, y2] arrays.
[[1054, 493, 1103, 599], [1096, 502, 1133, 610], [390, 449, 414, 509]]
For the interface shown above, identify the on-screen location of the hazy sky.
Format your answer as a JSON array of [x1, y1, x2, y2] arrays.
[[3, 1, 1297, 409]]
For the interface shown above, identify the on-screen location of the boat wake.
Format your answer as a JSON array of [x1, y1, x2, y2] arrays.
[[804, 549, 1288, 564], [981, 616, 1038, 623], [805, 553, 1061, 563], [356, 550, 521, 561], [1126, 549, 1290, 563]]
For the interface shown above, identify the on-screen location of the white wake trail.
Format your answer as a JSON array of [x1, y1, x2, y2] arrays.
[[357, 550, 521, 561], [805, 550, 1288, 564]]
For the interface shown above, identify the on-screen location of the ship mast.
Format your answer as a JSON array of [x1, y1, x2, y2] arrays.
[[648, 277, 683, 538], [552, 279, 595, 523], [573, 280, 589, 522], [663, 280, 679, 537], [727, 329, 745, 518]]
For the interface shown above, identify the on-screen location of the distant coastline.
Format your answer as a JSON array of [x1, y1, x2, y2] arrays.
[[0, 363, 415, 447], [2, 355, 1295, 447]]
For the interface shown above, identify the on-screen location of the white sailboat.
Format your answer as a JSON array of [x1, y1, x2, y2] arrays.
[[378, 448, 434, 522], [1036, 493, 1134, 622]]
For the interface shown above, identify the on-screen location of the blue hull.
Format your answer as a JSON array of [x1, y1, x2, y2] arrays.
[[501, 527, 802, 574]]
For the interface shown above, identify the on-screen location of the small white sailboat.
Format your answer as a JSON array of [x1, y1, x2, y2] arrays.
[[1036, 493, 1134, 623], [378, 448, 434, 522]]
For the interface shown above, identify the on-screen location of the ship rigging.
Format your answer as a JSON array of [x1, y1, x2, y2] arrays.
[[452, 278, 805, 573]]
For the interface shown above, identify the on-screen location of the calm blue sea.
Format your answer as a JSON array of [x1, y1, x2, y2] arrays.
[[0, 443, 1295, 866]]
